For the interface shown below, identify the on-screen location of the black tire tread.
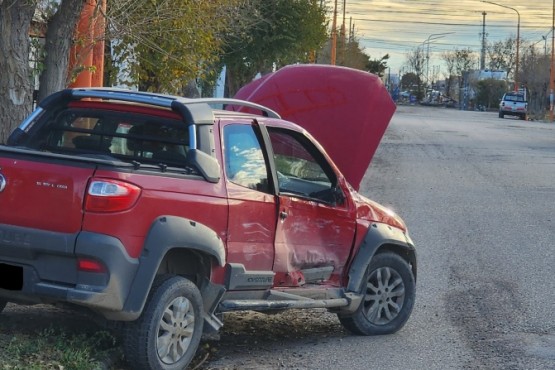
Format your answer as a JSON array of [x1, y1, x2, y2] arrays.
[[339, 252, 415, 336], [123, 274, 203, 370]]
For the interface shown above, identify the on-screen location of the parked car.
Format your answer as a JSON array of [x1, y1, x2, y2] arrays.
[[0, 70, 416, 370], [499, 91, 527, 120]]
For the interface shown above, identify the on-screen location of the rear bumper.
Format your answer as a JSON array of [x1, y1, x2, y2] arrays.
[[0, 224, 138, 318], [500, 108, 526, 117]]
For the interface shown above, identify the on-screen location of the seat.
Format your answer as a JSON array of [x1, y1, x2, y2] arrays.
[[126, 125, 161, 157], [152, 149, 187, 163], [72, 135, 111, 153]]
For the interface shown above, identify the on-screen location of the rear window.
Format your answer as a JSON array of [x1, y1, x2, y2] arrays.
[[503, 94, 526, 102], [34, 108, 190, 167]]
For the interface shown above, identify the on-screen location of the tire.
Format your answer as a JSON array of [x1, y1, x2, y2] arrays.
[[0, 299, 6, 314], [339, 252, 415, 335], [498, 111, 504, 118], [123, 275, 204, 370], [520, 114, 526, 121]]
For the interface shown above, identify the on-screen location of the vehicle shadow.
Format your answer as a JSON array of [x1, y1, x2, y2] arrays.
[[200, 309, 352, 369]]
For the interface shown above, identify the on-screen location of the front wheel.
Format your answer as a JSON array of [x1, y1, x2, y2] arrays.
[[0, 299, 6, 314], [498, 111, 504, 118], [339, 252, 415, 335], [123, 275, 204, 370]]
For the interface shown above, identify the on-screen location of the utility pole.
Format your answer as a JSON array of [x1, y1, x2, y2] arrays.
[[340, 0, 346, 65], [331, 0, 338, 65], [550, 0, 554, 121], [480, 12, 487, 70]]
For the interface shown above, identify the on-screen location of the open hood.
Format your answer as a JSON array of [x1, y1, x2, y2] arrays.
[[232, 64, 395, 191]]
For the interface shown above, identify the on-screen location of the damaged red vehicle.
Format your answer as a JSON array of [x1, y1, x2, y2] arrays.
[[0, 65, 416, 370]]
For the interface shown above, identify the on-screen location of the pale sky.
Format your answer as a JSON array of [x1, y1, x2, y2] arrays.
[[336, 0, 555, 74]]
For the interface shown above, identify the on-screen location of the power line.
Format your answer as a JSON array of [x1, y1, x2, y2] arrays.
[[349, 17, 548, 29]]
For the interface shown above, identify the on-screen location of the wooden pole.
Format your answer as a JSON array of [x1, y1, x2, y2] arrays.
[[91, 0, 106, 87], [331, 0, 337, 65]]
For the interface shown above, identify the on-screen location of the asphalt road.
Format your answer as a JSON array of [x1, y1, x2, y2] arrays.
[[207, 105, 555, 369]]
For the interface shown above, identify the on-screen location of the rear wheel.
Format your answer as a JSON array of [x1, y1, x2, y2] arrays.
[[123, 275, 204, 370], [339, 252, 415, 335]]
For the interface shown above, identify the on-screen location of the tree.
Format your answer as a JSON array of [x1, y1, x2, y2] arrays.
[[106, 0, 240, 94], [452, 48, 477, 77], [487, 37, 516, 77], [441, 50, 456, 97], [475, 78, 507, 109], [366, 54, 389, 77], [221, 0, 328, 96], [37, 1, 86, 102], [404, 46, 425, 100], [0, 0, 88, 144], [519, 46, 549, 119], [400, 72, 421, 97], [0, 1, 38, 143], [441, 48, 477, 105], [318, 36, 389, 77]]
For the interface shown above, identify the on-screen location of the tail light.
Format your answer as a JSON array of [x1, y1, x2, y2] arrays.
[[85, 178, 141, 212], [78, 258, 106, 273]]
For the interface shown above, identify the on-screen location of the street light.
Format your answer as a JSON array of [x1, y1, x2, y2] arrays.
[[422, 32, 454, 87], [482, 1, 520, 92]]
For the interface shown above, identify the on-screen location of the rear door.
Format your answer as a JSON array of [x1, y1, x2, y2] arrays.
[[221, 121, 277, 272]]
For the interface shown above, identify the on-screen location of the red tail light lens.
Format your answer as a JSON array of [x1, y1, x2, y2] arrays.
[[85, 179, 141, 212], [78, 258, 106, 273]]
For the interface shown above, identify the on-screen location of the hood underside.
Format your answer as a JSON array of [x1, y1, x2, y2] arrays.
[[232, 64, 396, 190]]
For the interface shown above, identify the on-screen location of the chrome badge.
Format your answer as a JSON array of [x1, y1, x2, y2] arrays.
[[0, 174, 6, 192]]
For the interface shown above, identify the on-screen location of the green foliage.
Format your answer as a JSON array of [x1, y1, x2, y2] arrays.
[[29, 37, 46, 81], [366, 54, 389, 77], [400, 72, 422, 99], [106, 0, 240, 93], [221, 0, 328, 96], [401, 72, 421, 89], [475, 78, 507, 109]]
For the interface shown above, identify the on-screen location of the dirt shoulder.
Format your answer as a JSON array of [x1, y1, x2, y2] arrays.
[[1, 303, 348, 369]]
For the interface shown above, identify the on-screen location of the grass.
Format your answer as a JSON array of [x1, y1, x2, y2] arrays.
[[0, 327, 121, 370], [0, 304, 218, 369]]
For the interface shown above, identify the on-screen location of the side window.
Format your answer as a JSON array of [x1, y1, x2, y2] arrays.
[[268, 127, 337, 203], [224, 124, 269, 192]]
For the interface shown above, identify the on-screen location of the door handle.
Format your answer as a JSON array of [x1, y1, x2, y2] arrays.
[[280, 211, 288, 220]]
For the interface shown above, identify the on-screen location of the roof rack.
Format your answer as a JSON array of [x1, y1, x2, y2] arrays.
[[181, 98, 281, 119], [37, 89, 281, 131], [66, 88, 280, 119]]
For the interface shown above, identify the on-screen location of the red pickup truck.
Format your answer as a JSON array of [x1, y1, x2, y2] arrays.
[[0, 69, 416, 370]]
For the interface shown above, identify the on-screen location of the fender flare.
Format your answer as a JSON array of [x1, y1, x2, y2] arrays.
[[347, 222, 416, 294], [120, 216, 225, 319]]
